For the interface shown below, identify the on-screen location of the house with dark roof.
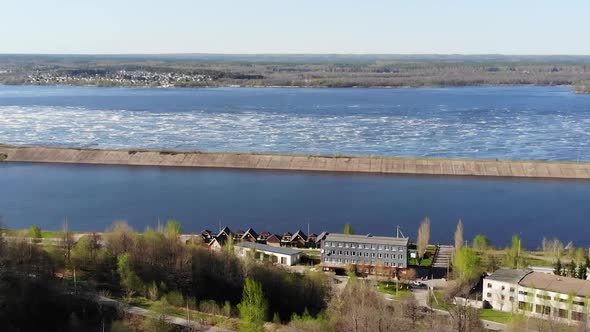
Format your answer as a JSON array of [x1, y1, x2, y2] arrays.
[[307, 233, 318, 244], [234, 229, 245, 242], [241, 228, 259, 242], [257, 231, 273, 242], [265, 234, 281, 247], [281, 232, 293, 245], [315, 232, 329, 246], [208, 234, 228, 252], [290, 230, 308, 247], [217, 226, 233, 239]]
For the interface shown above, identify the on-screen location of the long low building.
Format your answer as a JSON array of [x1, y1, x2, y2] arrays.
[[235, 242, 303, 266], [485, 269, 590, 322], [320, 233, 409, 274]]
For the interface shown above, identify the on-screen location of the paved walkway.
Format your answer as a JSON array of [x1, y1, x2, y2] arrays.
[[96, 296, 233, 332]]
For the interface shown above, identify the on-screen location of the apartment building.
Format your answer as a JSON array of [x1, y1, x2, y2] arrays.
[[484, 269, 590, 322], [321, 233, 408, 274]]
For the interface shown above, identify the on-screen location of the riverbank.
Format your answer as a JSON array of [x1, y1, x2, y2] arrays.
[[1, 145, 589, 179]]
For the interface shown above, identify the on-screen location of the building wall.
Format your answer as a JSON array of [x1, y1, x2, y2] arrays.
[[236, 246, 300, 266], [484, 278, 590, 322], [321, 239, 407, 269]]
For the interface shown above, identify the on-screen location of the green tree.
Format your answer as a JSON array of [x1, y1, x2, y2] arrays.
[[117, 253, 144, 296], [503, 235, 526, 269], [29, 225, 42, 243], [453, 247, 481, 283], [238, 278, 268, 332], [554, 258, 563, 276], [164, 220, 182, 239], [343, 223, 354, 235], [472, 234, 491, 251]]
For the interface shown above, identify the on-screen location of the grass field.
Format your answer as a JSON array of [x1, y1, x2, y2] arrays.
[[480, 309, 517, 324]]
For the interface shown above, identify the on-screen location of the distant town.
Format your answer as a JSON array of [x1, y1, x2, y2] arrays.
[[2, 54, 590, 91]]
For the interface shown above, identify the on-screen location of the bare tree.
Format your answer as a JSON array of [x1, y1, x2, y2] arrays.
[[105, 221, 136, 256], [448, 302, 484, 332], [61, 219, 74, 262], [455, 219, 464, 252], [417, 217, 431, 259]]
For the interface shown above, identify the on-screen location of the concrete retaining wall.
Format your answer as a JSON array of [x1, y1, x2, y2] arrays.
[[1, 145, 589, 179]]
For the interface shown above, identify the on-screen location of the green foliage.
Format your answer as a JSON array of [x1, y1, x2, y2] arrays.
[[453, 247, 481, 283], [554, 258, 562, 275], [503, 235, 527, 269], [223, 301, 233, 317], [238, 278, 268, 332], [117, 253, 144, 296], [164, 220, 182, 238], [343, 223, 354, 235], [165, 290, 184, 307], [472, 234, 491, 251], [29, 225, 42, 242]]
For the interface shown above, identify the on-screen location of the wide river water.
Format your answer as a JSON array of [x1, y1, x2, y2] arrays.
[[1, 85, 589, 160], [1, 162, 589, 247], [1, 85, 589, 247]]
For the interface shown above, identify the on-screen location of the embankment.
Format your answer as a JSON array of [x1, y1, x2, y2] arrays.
[[1, 145, 589, 179]]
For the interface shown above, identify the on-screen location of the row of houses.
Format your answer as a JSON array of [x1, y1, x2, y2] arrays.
[[202, 226, 328, 249]]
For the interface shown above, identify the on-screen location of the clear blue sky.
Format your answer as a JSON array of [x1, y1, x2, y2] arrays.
[[2, 0, 589, 54]]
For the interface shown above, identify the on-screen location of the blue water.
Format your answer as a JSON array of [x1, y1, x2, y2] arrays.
[[1, 85, 589, 161], [1, 162, 589, 247]]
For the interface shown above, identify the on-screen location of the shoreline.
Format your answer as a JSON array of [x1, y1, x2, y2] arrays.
[[1, 145, 589, 179]]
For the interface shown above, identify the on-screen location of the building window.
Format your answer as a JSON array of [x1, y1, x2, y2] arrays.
[[501, 286, 505, 291], [487, 283, 492, 288], [518, 301, 531, 311], [572, 311, 585, 321], [509, 296, 514, 302], [501, 295, 505, 300], [509, 287, 515, 293], [486, 293, 491, 298], [358, 244, 363, 249]]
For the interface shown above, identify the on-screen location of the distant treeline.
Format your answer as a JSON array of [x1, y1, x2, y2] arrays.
[[2, 54, 590, 90]]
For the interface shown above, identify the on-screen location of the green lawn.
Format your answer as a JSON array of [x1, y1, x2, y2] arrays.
[[377, 281, 412, 298], [408, 257, 433, 267], [1, 229, 78, 238], [480, 309, 518, 324]]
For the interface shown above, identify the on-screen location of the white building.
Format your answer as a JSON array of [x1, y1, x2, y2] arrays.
[[484, 269, 590, 322], [235, 242, 302, 266]]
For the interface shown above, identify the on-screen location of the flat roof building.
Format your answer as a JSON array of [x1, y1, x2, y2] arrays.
[[235, 241, 302, 266], [321, 233, 409, 275], [484, 269, 590, 323]]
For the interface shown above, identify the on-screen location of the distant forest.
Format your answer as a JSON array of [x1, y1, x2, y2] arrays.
[[1, 54, 590, 91]]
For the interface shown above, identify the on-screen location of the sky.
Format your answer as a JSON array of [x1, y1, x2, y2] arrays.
[[1, 0, 589, 55]]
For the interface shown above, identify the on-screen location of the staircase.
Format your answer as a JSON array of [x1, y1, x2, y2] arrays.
[[433, 245, 454, 269]]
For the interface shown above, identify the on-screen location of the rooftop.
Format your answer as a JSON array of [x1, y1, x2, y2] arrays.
[[236, 241, 302, 256], [324, 233, 409, 246], [520, 272, 590, 298], [485, 269, 532, 284]]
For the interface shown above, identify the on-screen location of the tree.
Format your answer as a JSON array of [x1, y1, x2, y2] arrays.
[[454, 220, 464, 252], [117, 253, 144, 297], [554, 258, 563, 276], [472, 235, 491, 252], [343, 223, 354, 235], [503, 235, 526, 269], [164, 220, 182, 239], [61, 220, 74, 263], [417, 217, 431, 259], [453, 247, 481, 284], [30, 225, 42, 244], [238, 278, 268, 332], [105, 221, 136, 256]]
